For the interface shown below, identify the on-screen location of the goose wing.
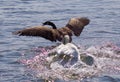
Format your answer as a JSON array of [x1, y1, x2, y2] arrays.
[[13, 26, 57, 42]]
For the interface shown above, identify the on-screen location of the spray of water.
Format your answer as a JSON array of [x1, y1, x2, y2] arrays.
[[19, 42, 120, 81]]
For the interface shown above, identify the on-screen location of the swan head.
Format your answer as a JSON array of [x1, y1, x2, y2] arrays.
[[42, 21, 57, 29]]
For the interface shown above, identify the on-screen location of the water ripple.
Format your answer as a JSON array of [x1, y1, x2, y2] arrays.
[[0, 0, 120, 82]]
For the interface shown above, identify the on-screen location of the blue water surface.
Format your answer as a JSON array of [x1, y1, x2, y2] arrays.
[[0, 0, 120, 82]]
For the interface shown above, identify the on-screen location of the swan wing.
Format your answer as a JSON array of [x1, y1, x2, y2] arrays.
[[56, 43, 76, 55], [56, 44, 67, 54]]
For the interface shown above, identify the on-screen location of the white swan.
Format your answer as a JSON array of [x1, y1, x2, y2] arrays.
[[56, 35, 80, 60], [46, 35, 81, 67]]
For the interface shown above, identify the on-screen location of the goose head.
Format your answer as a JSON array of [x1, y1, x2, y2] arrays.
[[43, 21, 57, 29]]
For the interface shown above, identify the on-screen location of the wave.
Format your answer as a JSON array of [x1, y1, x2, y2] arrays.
[[19, 42, 120, 81]]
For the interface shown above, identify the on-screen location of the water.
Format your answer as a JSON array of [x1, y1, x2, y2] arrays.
[[0, 0, 120, 82], [19, 42, 120, 82]]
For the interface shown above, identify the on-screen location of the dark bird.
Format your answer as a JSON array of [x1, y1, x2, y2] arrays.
[[42, 21, 57, 29], [13, 17, 90, 42]]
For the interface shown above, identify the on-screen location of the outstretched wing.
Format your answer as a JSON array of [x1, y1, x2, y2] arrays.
[[13, 26, 57, 42]]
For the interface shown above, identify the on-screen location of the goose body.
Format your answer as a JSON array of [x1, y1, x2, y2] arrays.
[[13, 17, 90, 42]]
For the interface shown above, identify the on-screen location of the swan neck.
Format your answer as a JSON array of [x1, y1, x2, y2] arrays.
[[62, 35, 70, 44]]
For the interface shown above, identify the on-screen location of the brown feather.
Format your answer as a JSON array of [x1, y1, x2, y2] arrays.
[[13, 26, 59, 42], [13, 17, 90, 42], [66, 17, 90, 36]]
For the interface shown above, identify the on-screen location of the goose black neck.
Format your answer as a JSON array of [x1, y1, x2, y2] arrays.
[[43, 21, 57, 29]]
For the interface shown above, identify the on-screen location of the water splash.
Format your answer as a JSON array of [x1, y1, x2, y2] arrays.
[[19, 42, 120, 81]]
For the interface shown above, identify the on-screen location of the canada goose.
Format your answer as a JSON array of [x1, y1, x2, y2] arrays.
[[13, 17, 90, 42], [42, 21, 57, 29]]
